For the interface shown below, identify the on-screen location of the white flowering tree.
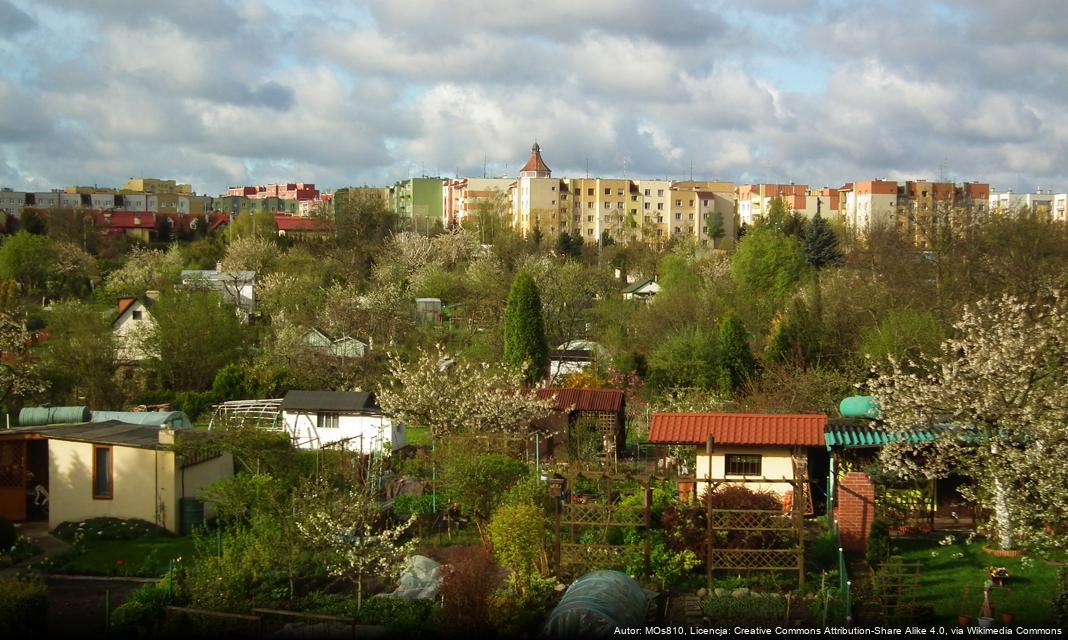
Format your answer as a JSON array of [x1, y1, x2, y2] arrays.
[[0, 310, 47, 407], [869, 293, 1068, 550], [219, 235, 279, 273], [294, 485, 417, 609], [377, 345, 555, 438], [103, 245, 183, 297]]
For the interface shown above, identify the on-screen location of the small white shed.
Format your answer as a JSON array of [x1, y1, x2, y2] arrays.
[[280, 390, 404, 452]]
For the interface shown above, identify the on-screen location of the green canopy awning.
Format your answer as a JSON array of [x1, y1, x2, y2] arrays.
[[825, 419, 938, 448]]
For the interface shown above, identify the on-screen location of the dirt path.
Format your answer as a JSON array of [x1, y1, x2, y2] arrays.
[[45, 576, 144, 635]]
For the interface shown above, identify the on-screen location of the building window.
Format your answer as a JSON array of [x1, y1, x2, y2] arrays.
[[703, 200, 709, 206], [132, 310, 142, 321], [587, 228, 593, 235], [605, 203, 611, 209], [644, 202, 650, 210], [317, 413, 340, 429], [587, 202, 594, 209], [551, 186, 556, 191], [587, 215, 594, 222], [689, 213, 694, 220], [604, 188, 611, 195], [675, 213, 681, 220], [644, 189, 650, 196], [675, 199, 682, 206], [657, 203, 664, 210], [617, 190, 624, 196], [587, 188, 594, 196], [657, 189, 664, 197], [93, 445, 113, 499], [725, 454, 762, 476], [617, 202, 624, 209], [631, 195, 638, 202]]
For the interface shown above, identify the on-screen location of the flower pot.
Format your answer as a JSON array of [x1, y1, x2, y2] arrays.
[[1001, 612, 1014, 625], [978, 617, 995, 628], [957, 614, 972, 627]]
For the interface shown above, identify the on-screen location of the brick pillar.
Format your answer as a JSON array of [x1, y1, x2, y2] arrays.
[[836, 471, 876, 553]]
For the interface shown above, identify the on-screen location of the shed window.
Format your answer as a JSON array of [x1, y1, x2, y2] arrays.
[[132, 310, 142, 321], [93, 445, 113, 499], [725, 454, 761, 476], [317, 413, 340, 429]]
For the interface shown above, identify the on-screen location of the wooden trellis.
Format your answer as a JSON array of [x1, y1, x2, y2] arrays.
[[552, 468, 654, 577], [873, 561, 922, 624], [698, 476, 808, 588]]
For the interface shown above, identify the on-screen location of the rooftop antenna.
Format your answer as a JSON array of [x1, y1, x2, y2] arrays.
[[689, 160, 693, 182], [483, 155, 487, 179], [586, 157, 589, 179]]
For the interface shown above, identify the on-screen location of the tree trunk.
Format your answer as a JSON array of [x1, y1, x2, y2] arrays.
[[992, 473, 1014, 550]]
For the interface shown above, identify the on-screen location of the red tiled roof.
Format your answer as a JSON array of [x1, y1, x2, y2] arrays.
[[648, 413, 827, 446], [274, 214, 333, 232], [93, 211, 157, 229], [536, 388, 624, 413], [520, 143, 551, 175]]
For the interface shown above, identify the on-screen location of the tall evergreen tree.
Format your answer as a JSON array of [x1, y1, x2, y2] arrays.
[[803, 213, 844, 269], [503, 272, 548, 383], [707, 211, 725, 247], [717, 315, 756, 393]]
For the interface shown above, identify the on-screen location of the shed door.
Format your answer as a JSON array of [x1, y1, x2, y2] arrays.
[[0, 440, 27, 521]]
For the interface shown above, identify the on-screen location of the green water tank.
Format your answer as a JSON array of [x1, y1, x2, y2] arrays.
[[179, 498, 205, 536], [839, 395, 879, 419], [18, 406, 91, 426]]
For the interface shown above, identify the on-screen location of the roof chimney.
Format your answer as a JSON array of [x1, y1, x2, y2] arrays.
[[145, 290, 160, 301]]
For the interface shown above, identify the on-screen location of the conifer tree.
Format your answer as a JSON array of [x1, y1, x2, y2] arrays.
[[717, 315, 756, 393], [803, 213, 844, 269], [503, 272, 548, 383]]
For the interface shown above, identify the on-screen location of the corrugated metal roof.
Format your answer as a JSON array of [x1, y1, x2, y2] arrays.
[[0, 421, 165, 449], [536, 388, 624, 413], [281, 390, 378, 413], [648, 413, 827, 446], [824, 419, 937, 448]]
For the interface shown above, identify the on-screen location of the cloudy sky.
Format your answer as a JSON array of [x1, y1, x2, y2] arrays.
[[1, 0, 1066, 195]]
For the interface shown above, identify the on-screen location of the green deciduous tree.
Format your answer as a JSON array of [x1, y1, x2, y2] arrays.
[[440, 452, 527, 537], [731, 226, 809, 323], [503, 272, 548, 383], [648, 327, 720, 390], [139, 290, 246, 391], [37, 300, 118, 408], [0, 231, 57, 293]]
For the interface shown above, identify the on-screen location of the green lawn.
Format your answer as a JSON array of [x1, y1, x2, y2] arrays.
[[56, 536, 196, 578], [890, 536, 1063, 626], [405, 426, 431, 447]]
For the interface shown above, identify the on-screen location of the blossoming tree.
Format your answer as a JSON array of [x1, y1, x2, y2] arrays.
[[869, 293, 1068, 550], [377, 345, 555, 438]]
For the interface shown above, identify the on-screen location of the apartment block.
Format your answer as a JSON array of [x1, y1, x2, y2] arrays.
[[121, 178, 193, 195], [736, 183, 808, 226], [443, 177, 514, 227], [391, 178, 444, 232], [989, 190, 1055, 218]]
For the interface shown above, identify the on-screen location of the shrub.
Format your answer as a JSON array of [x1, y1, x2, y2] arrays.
[[807, 529, 840, 575], [440, 453, 528, 529], [357, 597, 440, 636], [440, 544, 499, 634], [0, 517, 16, 552], [866, 518, 892, 567], [487, 574, 555, 638], [500, 475, 553, 514], [393, 495, 437, 518], [705, 485, 782, 511], [53, 518, 171, 541], [489, 504, 550, 588], [0, 576, 47, 636], [110, 583, 170, 636], [700, 593, 788, 625]]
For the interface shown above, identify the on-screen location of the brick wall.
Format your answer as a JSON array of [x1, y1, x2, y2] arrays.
[[835, 471, 876, 553]]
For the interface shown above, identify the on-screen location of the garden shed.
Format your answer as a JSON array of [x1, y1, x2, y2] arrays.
[[280, 390, 404, 452], [0, 421, 231, 531], [533, 388, 625, 464], [648, 412, 828, 499]]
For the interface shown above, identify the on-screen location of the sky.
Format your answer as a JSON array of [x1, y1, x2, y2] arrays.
[[1, 0, 1066, 196]]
